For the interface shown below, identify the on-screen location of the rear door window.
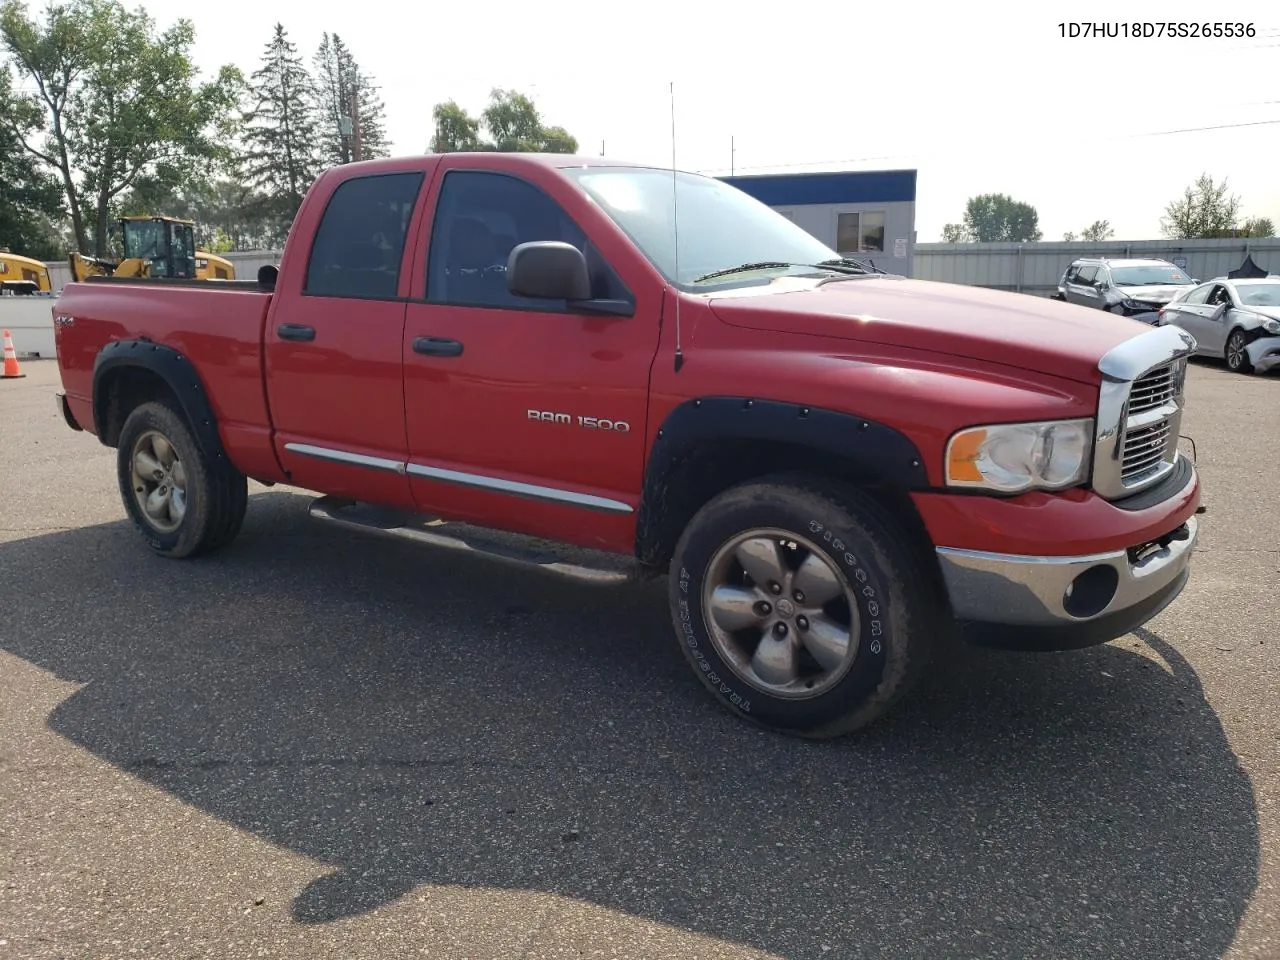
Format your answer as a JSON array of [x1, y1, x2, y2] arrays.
[[305, 172, 425, 299]]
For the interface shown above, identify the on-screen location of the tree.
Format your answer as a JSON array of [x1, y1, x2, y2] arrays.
[[313, 33, 388, 166], [1080, 219, 1113, 242], [241, 24, 320, 235], [427, 88, 579, 154], [1160, 173, 1241, 239], [1240, 217, 1274, 238], [2, 0, 242, 256], [961, 193, 1042, 242], [0, 64, 65, 258], [941, 222, 970, 243], [429, 100, 481, 153]]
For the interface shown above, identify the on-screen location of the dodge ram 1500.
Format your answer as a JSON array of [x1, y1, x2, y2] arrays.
[[51, 152, 1204, 737]]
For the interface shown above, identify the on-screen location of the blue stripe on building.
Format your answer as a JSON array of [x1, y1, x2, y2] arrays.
[[719, 170, 917, 206]]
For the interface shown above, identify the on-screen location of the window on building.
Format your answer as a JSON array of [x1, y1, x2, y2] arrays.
[[836, 211, 887, 255], [305, 172, 425, 299]]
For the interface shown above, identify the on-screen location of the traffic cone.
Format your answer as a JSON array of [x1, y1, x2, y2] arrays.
[[2, 329, 25, 379]]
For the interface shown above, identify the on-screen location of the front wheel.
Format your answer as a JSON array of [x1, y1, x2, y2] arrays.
[[116, 400, 248, 558], [1225, 329, 1254, 374], [667, 476, 940, 738]]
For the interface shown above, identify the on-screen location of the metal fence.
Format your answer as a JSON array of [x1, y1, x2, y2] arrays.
[[912, 238, 1280, 297]]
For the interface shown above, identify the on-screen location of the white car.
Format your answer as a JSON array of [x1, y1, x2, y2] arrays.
[[1157, 276, 1280, 375]]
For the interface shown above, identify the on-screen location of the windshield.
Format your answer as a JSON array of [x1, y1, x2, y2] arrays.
[[1235, 283, 1280, 307], [562, 166, 841, 288], [122, 221, 166, 261], [1109, 264, 1194, 286]]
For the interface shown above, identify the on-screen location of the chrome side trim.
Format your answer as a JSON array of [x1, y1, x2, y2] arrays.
[[407, 463, 634, 514], [283, 442, 407, 475], [936, 514, 1197, 626], [1093, 326, 1196, 501]]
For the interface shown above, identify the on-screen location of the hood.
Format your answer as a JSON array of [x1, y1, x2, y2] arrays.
[[1246, 305, 1280, 322], [1114, 284, 1195, 304], [706, 276, 1149, 384]]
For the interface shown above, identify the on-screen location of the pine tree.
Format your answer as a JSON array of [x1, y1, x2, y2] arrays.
[[242, 23, 320, 235], [313, 33, 390, 165]]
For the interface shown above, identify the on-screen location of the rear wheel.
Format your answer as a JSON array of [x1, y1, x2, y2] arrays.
[[668, 475, 939, 738], [1225, 329, 1254, 374], [116, 400, 247, 558]]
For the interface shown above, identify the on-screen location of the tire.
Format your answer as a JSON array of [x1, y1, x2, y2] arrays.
[[116, 399, 248, 558], [1225, 328, 1254, 374], [667, 474, 940, 738]]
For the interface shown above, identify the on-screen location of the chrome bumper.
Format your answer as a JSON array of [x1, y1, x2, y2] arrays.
[[936, 513, 1198, 630]]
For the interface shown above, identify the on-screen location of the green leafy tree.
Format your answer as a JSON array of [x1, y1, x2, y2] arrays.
[[428, 88, 578, 154], [0, 65, 65, 258], [1161, 173, 1241, 239], [242, 24, 320, 235], [961, 193, 1042, 242], [313, 32, 388, 165], [429, 100, 481, 153], [1240, 216, 1274, 238], [1, 0, 241, 256], [1081, 219, 1113, 242], [941, 222, 970, 243]]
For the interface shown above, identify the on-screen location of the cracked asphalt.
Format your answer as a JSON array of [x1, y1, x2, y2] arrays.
[[1, 357, 1277, 960]]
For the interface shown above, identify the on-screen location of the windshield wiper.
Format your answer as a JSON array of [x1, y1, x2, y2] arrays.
[[692, 259, 880, 284], [691, 261, 799, 283], [816, 257, 885, 275]]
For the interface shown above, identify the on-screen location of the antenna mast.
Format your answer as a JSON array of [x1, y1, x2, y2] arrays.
[[670, 82, 684, 373]]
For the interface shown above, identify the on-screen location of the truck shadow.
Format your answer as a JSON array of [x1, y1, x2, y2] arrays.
[[1, 490, 1259, 960]]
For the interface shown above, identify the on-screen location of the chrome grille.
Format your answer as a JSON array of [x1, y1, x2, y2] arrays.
[[1127, 363, 1175, 414], [1121, 420, 1172, 483], [1092, 326, 1196, 501]]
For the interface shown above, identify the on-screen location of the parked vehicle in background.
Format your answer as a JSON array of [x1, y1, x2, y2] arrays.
[[49, 152, 1204, 738], [1158, 275, 1280, 374], [0, 250, 53, 295], [1055, 258, 1198, 323]]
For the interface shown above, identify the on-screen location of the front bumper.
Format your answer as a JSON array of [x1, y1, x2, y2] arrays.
[[1246, 335, 1280, 374], [936, 512, 1198, 651]]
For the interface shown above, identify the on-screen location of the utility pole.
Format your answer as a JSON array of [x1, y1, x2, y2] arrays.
[[730, 136, 735, 175], [350, 70, 363, 162], [600, 139, 605, 156]]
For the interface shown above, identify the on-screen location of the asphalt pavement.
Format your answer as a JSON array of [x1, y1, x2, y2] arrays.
[[2, 357, 1277, 960]]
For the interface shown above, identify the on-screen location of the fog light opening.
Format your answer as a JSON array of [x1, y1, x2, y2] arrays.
[[1063, 565, 1119, 619]]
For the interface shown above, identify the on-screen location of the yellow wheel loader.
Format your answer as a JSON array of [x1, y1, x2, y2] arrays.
[[0, 250, 54, 295], [68, 216, 236, 283]]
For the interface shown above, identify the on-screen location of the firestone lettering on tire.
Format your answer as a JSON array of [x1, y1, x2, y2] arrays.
[[678, 565, 751, 713]]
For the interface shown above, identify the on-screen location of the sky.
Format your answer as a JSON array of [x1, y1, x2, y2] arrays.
[[40, 1, 1280, 241]]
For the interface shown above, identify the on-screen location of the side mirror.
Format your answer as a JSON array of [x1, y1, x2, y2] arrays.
[[507, 241, 591, 301], [1210, 302, 1228, 321], [257, 264, 279, 289]]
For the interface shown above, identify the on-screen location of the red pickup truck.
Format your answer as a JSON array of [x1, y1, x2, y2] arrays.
[[51, 152, 1203, 737]]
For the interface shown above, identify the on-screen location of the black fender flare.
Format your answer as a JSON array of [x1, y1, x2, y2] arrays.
[[635, 396, 931, 560], [92, 339, 226, 460]]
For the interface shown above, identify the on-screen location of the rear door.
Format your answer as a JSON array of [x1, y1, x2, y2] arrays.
[[264, 168, 431, 508], [399, 161, 663, 549], [1066, 265, 1100, 306], [1166, 281, 1214, 351]]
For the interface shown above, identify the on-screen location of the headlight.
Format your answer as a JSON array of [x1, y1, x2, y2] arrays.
[[1263, 318, 1280, 335], [945, 419, 1094, 494]]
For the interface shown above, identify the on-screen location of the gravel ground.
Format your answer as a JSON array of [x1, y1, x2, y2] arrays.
[[1, 356, 1277, 960]]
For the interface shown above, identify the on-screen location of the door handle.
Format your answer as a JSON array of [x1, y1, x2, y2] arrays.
[[413, 336, 464, 357], [277, 323, 316, 342]]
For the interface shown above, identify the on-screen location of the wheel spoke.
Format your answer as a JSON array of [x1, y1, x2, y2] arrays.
[[793, 552, 844, 606], [144, 487, 169, 520], [750, 632, 799, 687], [134, 450, 164, 479], [151, 434, 175, 468], [801, 614, 852, 671], [169, 487, 187, 524], [709, 585, 767, 633], [735, 537, 786, 588], [170, 459, 186, 489]]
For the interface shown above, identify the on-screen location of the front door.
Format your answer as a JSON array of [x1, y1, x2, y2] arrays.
[[400, 163, 663, 551], [264, 169, 429, 509]]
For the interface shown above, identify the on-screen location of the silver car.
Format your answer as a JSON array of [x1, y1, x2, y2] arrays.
[[1158, 276, 1280, 375], [1056, 257, 1199, 323]]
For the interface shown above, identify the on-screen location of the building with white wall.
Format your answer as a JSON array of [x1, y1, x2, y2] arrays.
[[719, 170, 918, 277]]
